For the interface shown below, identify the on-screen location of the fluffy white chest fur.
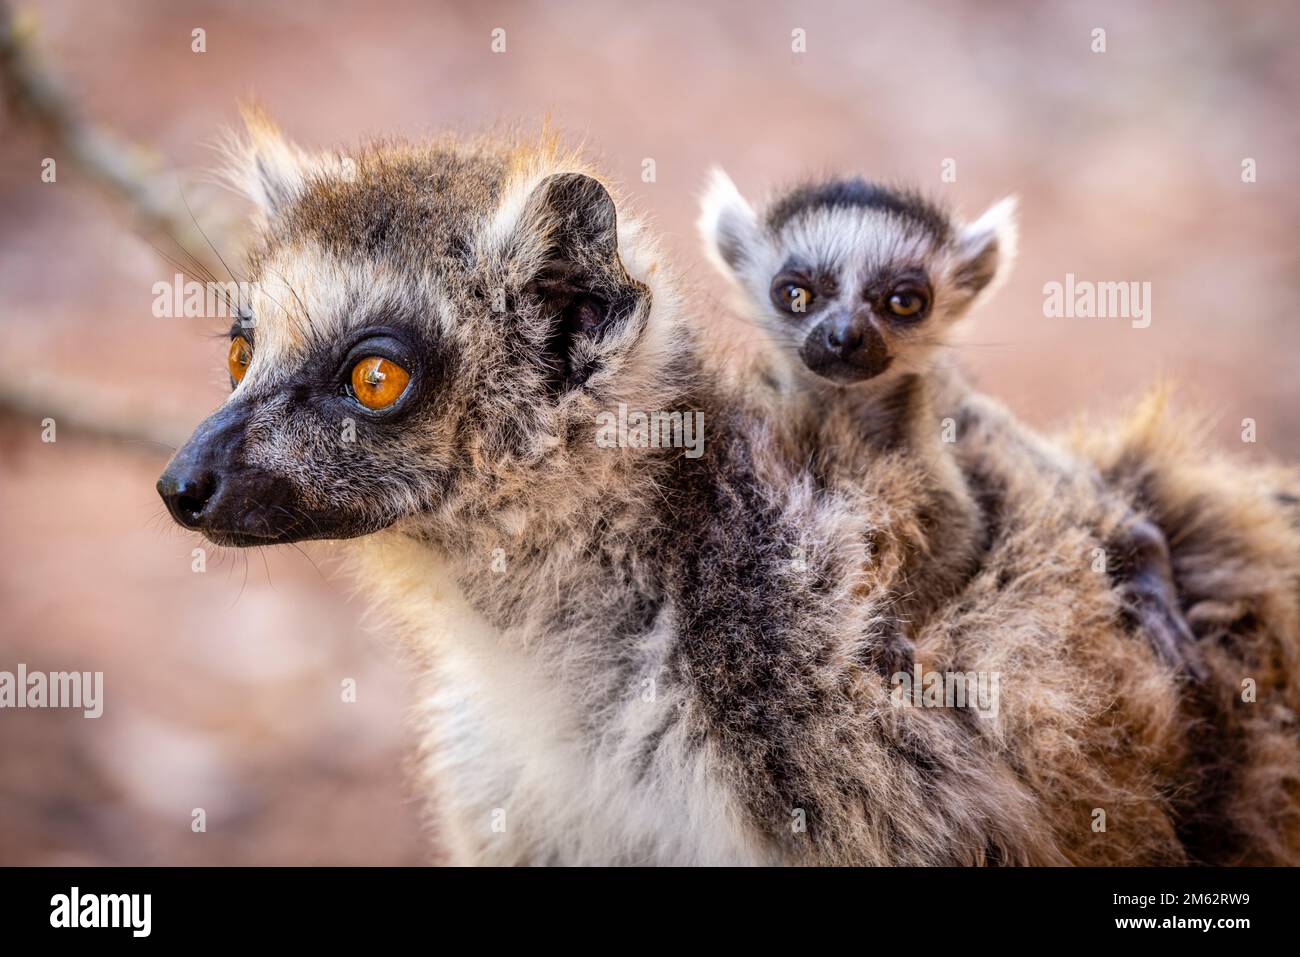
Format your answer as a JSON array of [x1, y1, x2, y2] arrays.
[[350, 532, 765, 866]]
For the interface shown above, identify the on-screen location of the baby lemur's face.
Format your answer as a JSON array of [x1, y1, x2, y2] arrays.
[[700, 170, 1015, 386], [158, 113, 658, 547]]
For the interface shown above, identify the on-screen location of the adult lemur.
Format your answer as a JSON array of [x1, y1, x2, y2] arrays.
[[158, 110, 1300, 864]]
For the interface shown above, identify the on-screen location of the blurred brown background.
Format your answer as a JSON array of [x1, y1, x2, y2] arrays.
[[1, 0, 1297, 864]]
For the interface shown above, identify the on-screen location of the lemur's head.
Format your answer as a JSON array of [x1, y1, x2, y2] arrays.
[[699, 169, 1015, 386], [158, 109, 676, 546]]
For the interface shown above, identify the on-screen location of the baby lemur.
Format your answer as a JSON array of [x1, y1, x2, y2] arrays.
[[698, 169, 1202, 680], [156, 111, 1300, 864]]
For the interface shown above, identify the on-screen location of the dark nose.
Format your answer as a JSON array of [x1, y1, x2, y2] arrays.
[[801, 312, 892, 383], [157, 470, 218, 528], [824, 320, 865, 356]]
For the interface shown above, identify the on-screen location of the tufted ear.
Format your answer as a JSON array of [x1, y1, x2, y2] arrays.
[[952, 196, 1018, 300], [697, 166, 761, 277], [522, 172, 622, 281], [221, 103, 325, 217], [518, 172, 647, 388]]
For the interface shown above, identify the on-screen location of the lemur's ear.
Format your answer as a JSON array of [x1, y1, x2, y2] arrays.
[[222, 103, 318, 217], [519, 172, 647, 387], [698, 167, 760, 276], [952, 196, 1018, 298], [523, 172, 622, 277]]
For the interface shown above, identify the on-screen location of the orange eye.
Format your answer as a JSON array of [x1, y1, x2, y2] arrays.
[[350, 356, 411, 410], [227, 336, 253, 385], [773, 282, 814, 313], [886, 288, 930, 319]]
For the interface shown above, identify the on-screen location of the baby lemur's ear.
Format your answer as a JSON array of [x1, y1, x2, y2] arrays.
[[952, 196, 1018, 299], [517, 172, 647, 387], [697, 167, 761, 276]]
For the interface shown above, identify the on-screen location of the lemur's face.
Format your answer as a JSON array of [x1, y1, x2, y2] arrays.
[[158, 112, 653, 547], [700, 171, 1015, 387]]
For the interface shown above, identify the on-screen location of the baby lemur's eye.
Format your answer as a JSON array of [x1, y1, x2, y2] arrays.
[[886, 287, 930, 320], [773, 281, 814, 314], [349, 356, 411, 411], [227, 336, 253, 386]]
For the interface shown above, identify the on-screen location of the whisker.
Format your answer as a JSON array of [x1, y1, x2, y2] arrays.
[[287, 540, 333, 587], [147, 238, 239, 318], [122, 438, 178, 453], [231, 550, 250, 608], [178, 183, 245, 283], [257, 545, 275, 592], [157, 228, 220, 285], [147, 241, 213, 289]]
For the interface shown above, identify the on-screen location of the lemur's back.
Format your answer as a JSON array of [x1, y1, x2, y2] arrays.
[[654, 387, 1200, 864], [1071, 391, 1300, 864]]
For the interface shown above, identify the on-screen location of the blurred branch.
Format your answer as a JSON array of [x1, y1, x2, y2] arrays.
[[0, 1, 227, 279], [0, 376, 189, 454], [0, 1, 228, 451]]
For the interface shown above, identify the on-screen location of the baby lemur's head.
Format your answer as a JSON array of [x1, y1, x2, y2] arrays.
[[699, 169, 1015, 387], [157, 110, 679, 547]]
